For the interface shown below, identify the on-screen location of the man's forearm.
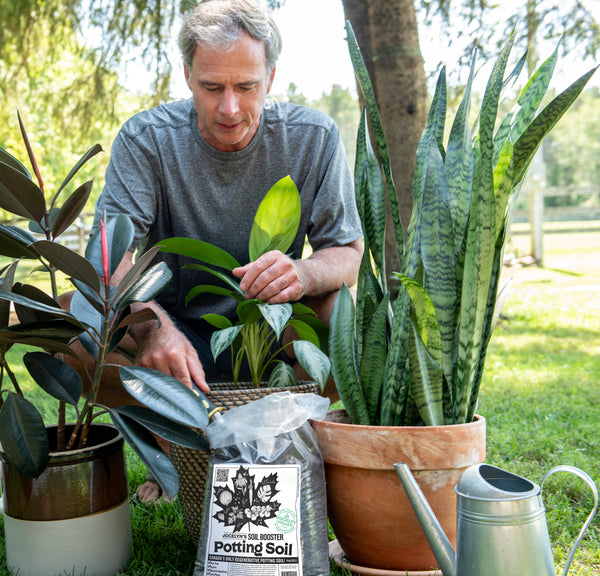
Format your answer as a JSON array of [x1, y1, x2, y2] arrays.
[[297, 239, 363, 297]]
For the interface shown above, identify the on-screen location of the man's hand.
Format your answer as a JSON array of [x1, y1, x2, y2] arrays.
[[233, 250, 305, 303], [134, 317, 209, 393]]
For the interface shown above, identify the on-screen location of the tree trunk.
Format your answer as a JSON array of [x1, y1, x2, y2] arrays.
[[342, 0, 428, 288]]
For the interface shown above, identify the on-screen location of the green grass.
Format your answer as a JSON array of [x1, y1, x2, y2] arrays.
[[0, 229, 599, 575]]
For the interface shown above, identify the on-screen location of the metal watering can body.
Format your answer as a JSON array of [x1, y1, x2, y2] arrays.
[[394, 462, 599, 576]]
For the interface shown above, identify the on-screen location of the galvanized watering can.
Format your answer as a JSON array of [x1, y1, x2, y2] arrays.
[[394, 462, 598, 576]]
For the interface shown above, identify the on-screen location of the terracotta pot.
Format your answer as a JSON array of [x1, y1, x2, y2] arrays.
[[1, 423, 132, 576], [312, 410, 486, 572]]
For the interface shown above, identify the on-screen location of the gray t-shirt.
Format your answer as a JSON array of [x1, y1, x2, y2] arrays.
[[95, 98, 361, 326]]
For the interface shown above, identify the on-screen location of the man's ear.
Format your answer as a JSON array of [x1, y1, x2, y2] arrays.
[[184, 64, 192, 91], [267, 66, 276, 94]]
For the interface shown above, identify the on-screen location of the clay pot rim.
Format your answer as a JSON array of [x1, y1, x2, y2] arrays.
[[314, 408, 485, 433]]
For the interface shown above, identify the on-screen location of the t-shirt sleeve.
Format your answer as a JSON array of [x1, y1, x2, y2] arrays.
[[306, 123, 363, 252], [93, 124, 160, 251]]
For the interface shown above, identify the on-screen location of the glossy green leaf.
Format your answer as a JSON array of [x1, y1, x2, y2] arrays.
[[249, 175, 301, 261], [13, 282, 61, 324], [111, 405, 209, 451], [268, 362, 297, 387], [184, 264, 243, 301], [0, 148, 32, 179], [159, 237, 240, 270], [110, 409, 180, 499], [51, 180, 93, 239], [0, 161, 46, 222], [116, 308, 160, 330], [258, 302, 292, 339], [0, 289, 84, 327], [23, 351, 82, 406], [114, 245, 161, 301], [55, 144, 102, 197], [210, 325, 243, 359], [1, 320, 85, 344], [32, 240, 101, 293], [287, 318, 320, 348], [201, 313, 233, 330], [328, 283, 370, 425], [119, 366, 210, 430], [0, 392, 49, 478], [113, 262, 172, 309], [293, 340, 330, 391], [0, 261, 18, 329], [0, 224, 38, 259]]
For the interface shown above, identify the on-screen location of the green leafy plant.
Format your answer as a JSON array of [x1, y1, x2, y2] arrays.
[[329, 23, 598, 426], [158, 176, 331, 390], [0, 112, 212, 497]]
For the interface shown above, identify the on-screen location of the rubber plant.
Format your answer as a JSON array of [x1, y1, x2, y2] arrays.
[[329, 23, 598, 426], [158, 175, 331, 390], [0, 113, 211, 497]]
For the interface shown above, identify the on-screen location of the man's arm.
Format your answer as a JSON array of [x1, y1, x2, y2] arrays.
[[232, 239, 363, 305], [114, 251, 209, 392]]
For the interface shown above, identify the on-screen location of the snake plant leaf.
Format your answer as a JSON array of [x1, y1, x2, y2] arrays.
[[0, 161, 46, 222], [32, 240, 101, 293], [86, 214, 134, 277], [54, 144, 102, 198], [119, 365, 210, 430], [512, 65, 599, 189], [0, 223, 38, 259], [346, 21, 403, 257], [258, 302, 292, 339], [293, 340, 330, 391], [510, 43, 559, 144], [210, 325, 244, 360], [249, 175, 301, 261], [51, 180, 93, 239], [407, 320, 444, 426], [0, 392, 49, 478], [329, 283, 370, 425], [445, 55, 475, 257], [287, 318, 320, 348], [159, 237, 240, 270], [358, 292, 389, 424], [23, 351, 82, 406], [202, 313, 233, 330], [0, 148, 31, 178], [354, 108, 386, 273], [268, 362, 297, 388], [113, 262, 172, 309], [111, 405, 209, 452], [184, 264, 244, 300], [110, 409, 180, 499]]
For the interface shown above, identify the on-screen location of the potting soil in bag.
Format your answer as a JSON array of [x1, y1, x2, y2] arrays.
[[193, 391, 330, 576]]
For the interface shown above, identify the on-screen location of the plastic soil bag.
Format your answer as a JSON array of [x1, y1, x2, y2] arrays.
[[193, 391, 330, 576]]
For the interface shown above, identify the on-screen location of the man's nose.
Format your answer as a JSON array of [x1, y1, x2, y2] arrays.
[[219, 90, 240, 116]]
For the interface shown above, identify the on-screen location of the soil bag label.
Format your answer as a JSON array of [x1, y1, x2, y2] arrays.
[[203, 463, 303, 576]]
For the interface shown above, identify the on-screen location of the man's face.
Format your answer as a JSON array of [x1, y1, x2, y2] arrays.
[[185, 32, 275, 152]]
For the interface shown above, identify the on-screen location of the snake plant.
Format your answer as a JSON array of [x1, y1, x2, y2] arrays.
[[329, 23, 598, 426]]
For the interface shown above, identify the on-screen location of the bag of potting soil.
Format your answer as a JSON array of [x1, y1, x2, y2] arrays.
[[193, 391, 330, 576]]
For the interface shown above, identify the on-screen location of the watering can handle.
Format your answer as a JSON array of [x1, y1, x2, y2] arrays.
[[541, 465, 599, 576]]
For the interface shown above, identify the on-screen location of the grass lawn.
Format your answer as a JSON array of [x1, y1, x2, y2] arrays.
[[0, 226, 599, 575]]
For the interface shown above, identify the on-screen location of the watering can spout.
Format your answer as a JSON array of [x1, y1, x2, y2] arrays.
[[394, 463, 456, 576]]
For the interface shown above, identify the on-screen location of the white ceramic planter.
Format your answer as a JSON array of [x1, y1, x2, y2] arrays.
[[1, 423, 132, 576]]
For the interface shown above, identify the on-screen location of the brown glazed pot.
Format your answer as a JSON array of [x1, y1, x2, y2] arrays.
[[1, 423, 132, 576], [312, 410, 486, 573]]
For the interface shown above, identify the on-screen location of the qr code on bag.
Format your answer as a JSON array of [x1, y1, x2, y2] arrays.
[[215, 467, 229, 483]]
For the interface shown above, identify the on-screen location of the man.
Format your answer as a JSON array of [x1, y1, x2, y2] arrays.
[[94, 0, 362, 501]]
